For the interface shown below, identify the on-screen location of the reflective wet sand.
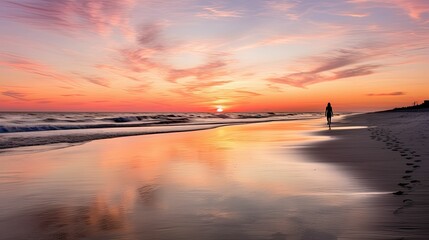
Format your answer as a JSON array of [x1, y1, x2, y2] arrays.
[[0, 119, 380, 240]]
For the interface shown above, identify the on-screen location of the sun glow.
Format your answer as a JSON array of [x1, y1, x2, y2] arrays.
[[216, 106, 224, 112]]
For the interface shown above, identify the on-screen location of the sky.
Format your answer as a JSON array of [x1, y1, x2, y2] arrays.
[[0, 0, 428, 112]]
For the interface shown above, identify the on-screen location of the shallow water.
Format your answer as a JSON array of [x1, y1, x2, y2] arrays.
[[0, 119, 379, 240]]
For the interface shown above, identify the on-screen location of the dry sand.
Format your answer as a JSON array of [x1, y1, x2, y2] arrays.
[[307, 112, 429, 239]]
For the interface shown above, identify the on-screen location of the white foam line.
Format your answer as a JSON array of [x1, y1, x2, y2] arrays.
[[296, 191, 392, 196]]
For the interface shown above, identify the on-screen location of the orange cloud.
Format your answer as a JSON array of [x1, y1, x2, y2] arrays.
[[125, 83, 151, 94], [2, 90, 28, 100], [367, 92, 405, 96]]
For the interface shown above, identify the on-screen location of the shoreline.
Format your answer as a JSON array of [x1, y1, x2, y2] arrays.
[[0, 116, 323, 151], [305, 112, 429, 239]]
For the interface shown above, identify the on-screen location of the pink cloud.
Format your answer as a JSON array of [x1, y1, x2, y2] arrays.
[[196, 7, 242, 19], [6, 0, 135, 35], [349, 0, 429, 20], [265, 0, 311, 20], [0, 53, 75, 84], [266, 45, 384, 88], [333, 64, 378, 79], [164, 54, 235, 98], [393, 0, 429, 19], [120, 22, 173, 69], [267, 1, 297, 12], [265, 28, 429, 89], [234, 34, 330, 51], [118, 47, 167, 73], [82, 76, 110, 88], [182, 80, 231, 92], [95, 64, 143, 82], [268, 64, 380, 88], [338, 12, 369, 17], [137, 23, 165, 50], [167, 57, 230, 83]]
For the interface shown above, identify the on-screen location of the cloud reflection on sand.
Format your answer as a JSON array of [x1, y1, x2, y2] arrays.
[[35, 196, 130, 240]]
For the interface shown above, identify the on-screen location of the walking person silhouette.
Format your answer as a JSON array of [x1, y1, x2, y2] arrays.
[[325, 102, 333, 129]]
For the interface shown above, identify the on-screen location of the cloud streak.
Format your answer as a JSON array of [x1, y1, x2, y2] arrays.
[[367, 92, 405, 96], [267, 45, 384, 88], [2, 90, 27, 100], [137, 23, 165, 50], [349, 0, 429, 20], [0, 53, 75, 84], [196, 7, 242, 19], [125, 83, 151, 94], [167, 57, 230, 83], [5, 0, 135, 35], [337, 12, 369, 17], [268, 64, 380, 88], [62, 94, 85, 97], [82, 76, 110, 88]]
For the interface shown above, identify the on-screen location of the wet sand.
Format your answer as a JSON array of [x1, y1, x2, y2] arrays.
[[307, 112, 429, 239], [0, 114, 427, 239]]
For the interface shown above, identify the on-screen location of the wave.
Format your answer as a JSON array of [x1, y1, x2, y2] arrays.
[[0, 112, 325, 150], [0, 118, 191, 133], [0, 112, 320, 134]]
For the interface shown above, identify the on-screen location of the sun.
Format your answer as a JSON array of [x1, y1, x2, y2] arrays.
[[216, 106, 224, 112]]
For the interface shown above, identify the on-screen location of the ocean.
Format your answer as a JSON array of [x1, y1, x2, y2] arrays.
[[0, 112, 323, 150]]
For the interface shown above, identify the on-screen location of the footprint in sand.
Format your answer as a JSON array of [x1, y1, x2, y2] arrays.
[[402, 175, 411, 179], [405, 170, 413, 174], [394, 199, 415, 214], [410, 180, 421, 184], [393, 191, 405, 195], [406, 163, 414, 166]]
